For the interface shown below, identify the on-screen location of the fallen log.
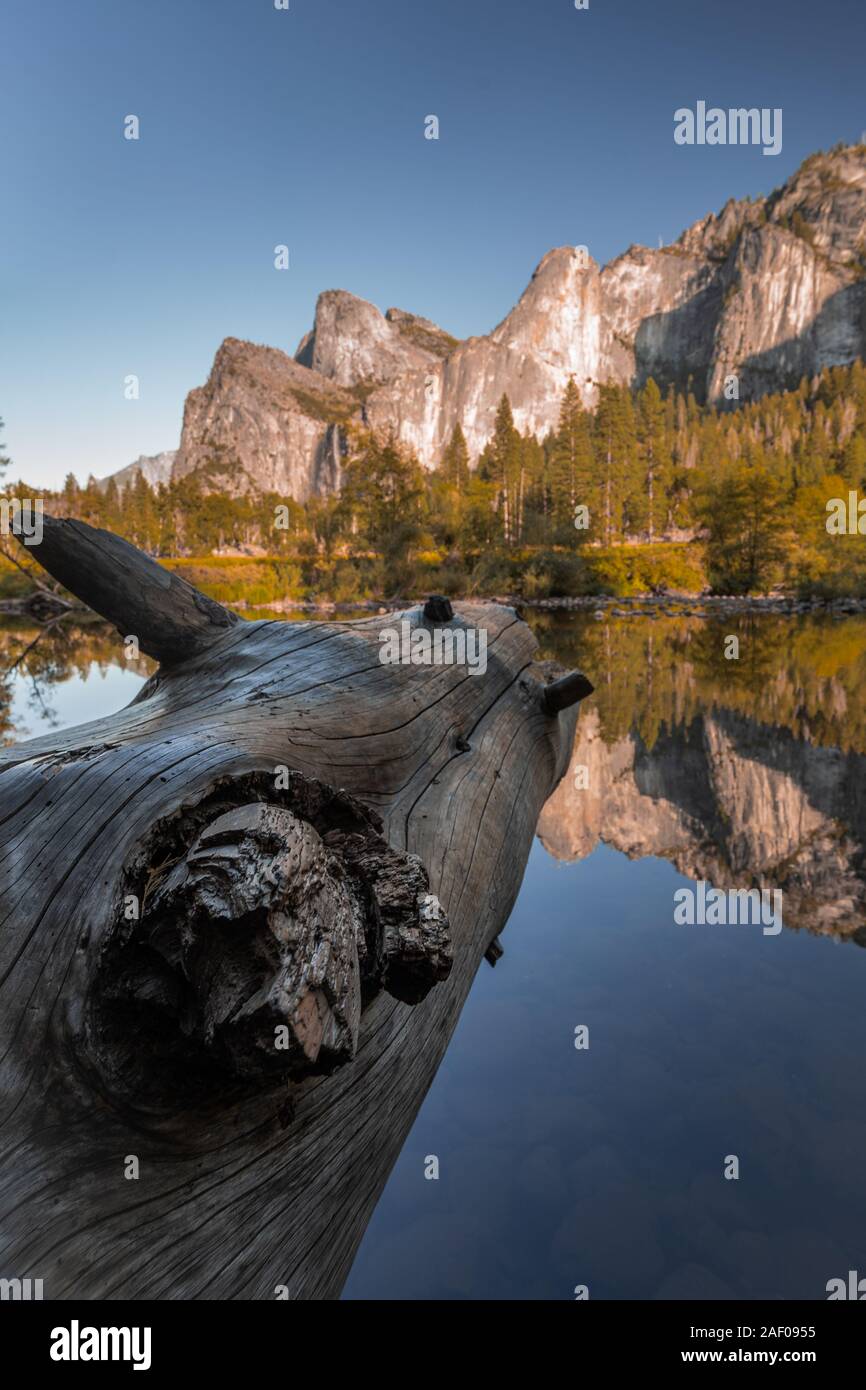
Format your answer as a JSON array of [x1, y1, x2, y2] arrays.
[[0, 516, 591, 1300]]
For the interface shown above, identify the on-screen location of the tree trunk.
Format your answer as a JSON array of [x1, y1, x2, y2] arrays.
[[0, 518, 591, 1300]]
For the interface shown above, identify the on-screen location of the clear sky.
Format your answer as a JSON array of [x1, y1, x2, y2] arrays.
[[3, 0, 865, 489]]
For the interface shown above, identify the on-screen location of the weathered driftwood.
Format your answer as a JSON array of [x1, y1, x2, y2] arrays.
[[0, 516, 590, 1300]]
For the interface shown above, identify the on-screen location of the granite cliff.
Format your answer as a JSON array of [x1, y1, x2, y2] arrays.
[[173, 339, 355, 500], [172, 144, 866, 498]]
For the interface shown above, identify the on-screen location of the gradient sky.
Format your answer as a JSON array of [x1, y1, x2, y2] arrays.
[[3, 0, 865, 489]]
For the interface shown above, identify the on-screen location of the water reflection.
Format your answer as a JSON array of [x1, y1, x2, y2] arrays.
[[343, 611, 866, 1300], [0, 616, 151, 742], [532, 613, 866, 942]]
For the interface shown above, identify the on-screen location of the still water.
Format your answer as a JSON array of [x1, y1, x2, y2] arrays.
[[4, 611, 865, 1300]]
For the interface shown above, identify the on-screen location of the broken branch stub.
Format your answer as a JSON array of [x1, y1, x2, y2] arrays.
[[28, 514, 238, 663], [541, 668, 595, 715]]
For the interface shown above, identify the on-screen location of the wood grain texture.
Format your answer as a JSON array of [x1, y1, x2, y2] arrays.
[[0, 519, 586, 1300]]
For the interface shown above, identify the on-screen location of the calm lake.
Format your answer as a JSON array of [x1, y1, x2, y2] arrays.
[[5, 609, 865, 1301]]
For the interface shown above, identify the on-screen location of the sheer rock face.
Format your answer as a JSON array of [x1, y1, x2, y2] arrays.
[[172, 338, 355, 500], [171, 298, 459, 498], [174, 146, 866, 492], [367, 246, 603, 465], [537, 706, 866, 939]]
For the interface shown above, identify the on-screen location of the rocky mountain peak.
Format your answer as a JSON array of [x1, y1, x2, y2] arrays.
[[294, 288, 457, 390], [99, 450, 176, 493], [674, 144, 866, 272], [676, 195, 759, 260], [491, 245, 600, 369], [765, 145, 866, 267]]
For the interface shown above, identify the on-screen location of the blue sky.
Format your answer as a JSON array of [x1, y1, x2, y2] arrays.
[[3, 0, 865, 489]]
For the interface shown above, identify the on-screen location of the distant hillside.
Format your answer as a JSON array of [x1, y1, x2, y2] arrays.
[[99, 450, 176, 493]]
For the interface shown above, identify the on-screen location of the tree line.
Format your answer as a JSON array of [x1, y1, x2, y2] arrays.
[[4, 360, 866, 596]]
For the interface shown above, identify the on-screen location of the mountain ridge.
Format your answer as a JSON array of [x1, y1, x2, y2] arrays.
[[167, 143, 866, 499], [99, 450, 177, 493]]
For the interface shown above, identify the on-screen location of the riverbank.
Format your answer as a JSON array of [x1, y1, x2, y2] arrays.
[[236, 591, 866, 619], [514, 593, 866, 617], [4, 545, 865, 623], [5, 543, 866, 617]]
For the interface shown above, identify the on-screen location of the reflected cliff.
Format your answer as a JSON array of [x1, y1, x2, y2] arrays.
[[531, 613, 866, 941]]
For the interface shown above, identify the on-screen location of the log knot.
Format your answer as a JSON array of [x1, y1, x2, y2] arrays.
[[88, 775, 452, 1103]]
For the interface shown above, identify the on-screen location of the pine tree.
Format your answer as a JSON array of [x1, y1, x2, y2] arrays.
[[103, 476, 121, 533], [440, 423, 470, 492], [488, 395, 522, 545], [594, 384, 637, 544], [458, 472, 498, 551], [636, 378, 672, 541], [549, 378, 595, 538], [518, 434, 546, 542], [341, 429, 426, 589], [61, 473, 81, 517], [841, 431, 866, 488]]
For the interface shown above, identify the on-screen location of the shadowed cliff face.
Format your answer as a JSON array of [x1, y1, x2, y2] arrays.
[[173, 145, 866, 494], [533, 612, 866, 941]]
